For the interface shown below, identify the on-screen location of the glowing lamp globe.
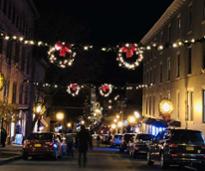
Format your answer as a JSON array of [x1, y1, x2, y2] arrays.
[[56, 112, 65, 121], [128, 116, 136, 124], [159, 99, 174, 115], [67, 122, 72, 128], [111, 124, 117, 129], [117, 121, 123, 128]]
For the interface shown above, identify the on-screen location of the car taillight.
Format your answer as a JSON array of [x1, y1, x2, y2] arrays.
[[169, 144, 178, 148], [45, 142, 54, 148]]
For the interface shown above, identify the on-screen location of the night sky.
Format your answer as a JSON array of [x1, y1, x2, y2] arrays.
[[32, 0, 173, 118], [33, 0, 173, 85]]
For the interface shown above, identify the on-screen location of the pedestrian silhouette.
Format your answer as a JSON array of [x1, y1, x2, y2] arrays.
[[76, 125, 92, 168], [1, 127, 7, 147]]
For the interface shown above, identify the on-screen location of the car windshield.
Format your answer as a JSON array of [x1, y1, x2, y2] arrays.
[[136, 134, 153, 141], [114, 135, 122, 139], [124, 134, 134, 141], [28, 133, 53, 141], [171, 130, 205, 145]]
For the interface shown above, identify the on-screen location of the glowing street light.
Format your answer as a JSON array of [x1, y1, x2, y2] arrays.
[[134, 111, 141, 119], [81, 120, 85, 125], [67, 122, 72, 128], [117, 121, 123, 128], [116, 114, 120, 119], [128, 115, 136, 124], [159, 99, 174, 115], [111, 123, 117, 129], [56, 112, 65, 121], [114, 119, 118, 123]]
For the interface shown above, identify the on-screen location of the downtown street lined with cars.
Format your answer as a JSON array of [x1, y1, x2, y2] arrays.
[[1, 128, 205, 171]]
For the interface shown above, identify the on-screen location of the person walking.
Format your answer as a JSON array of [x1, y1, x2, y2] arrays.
[[1, 127, 7, 147], [76, 125, 92, 168]]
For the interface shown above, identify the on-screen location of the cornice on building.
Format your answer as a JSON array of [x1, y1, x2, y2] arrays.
[[141, 0, 186, 45]]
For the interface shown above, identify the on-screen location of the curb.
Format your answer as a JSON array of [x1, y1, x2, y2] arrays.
[[0, 155, 22, 165]]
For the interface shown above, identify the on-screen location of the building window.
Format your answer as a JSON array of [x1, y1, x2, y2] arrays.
[[187, 91, 193, 121], [176, 54, 180, 77], [149, 96, 152, 116], [167, 58, 171, 81], [153, 96, 155, 116], [203, 0, 205, 19], [26, 56, 30, 75], [21, 47, 26, 71], [187, 48, 192, 74], [8, 1, 12, 19], [0, 39, 3, 54], [6, 41, 13, 65], [188, 5, 192, 29], [3, 0, 7, 15], [3, 80, 10, 101], [177, 92, 180, 120], [24, 85, 29, 105], [14, 43, 20, 63], [168, 25, 172, 43], [159, 63, 163, 82], [12, 82, 17, 104], [202, 44, 205, 69], [19, 83, 23, 104], [177, 17, 181, 30], [146, 98, 148, 115], [203, 90, 205, 123], [153, 67, 156, 84]]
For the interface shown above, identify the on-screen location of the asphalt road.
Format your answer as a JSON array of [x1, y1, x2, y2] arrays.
[[0, 147, 192, 171]]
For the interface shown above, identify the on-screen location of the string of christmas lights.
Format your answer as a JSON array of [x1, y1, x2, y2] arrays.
[[1, 31, 205, 70], [0, 32, 49, 47]]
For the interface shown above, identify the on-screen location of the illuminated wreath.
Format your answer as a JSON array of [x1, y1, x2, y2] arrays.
[[66, 83, 81, 96], [116, 43, 143, 70], [99, 84, 113, 97], [48, 41, 76, 68]]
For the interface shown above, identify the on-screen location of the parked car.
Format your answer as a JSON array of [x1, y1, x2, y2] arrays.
[[120, 133, 136, 152], [111, 134, 122, 147], [128, 133, 154, 158], [22, 132, 64, 160], [147, 129, 205, 170]]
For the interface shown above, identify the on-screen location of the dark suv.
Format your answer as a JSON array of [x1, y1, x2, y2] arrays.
[[147, 129, 205, 170]]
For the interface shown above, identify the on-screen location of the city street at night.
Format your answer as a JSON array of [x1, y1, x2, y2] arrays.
[[1, 0, 205, 171], [0, 147, 191, 171]]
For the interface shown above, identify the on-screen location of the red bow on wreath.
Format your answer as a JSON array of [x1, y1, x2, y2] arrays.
[[101, 85, 109, 92], [70, 83, 78, 92], [120, 44, 137, 59], [55, 41, 71, 57]]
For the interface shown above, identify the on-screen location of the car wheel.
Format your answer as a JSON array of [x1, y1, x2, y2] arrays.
[[160, 153, 169, 169], [22, 154, 28, 160], [22, 152, 28, 160], [147, 152, 154, 166]]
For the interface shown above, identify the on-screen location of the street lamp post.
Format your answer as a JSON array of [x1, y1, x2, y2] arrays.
[[56, 112, 65, 132]]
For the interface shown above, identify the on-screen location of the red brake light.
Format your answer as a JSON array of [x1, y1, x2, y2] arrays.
[[169, 144, 178, 148]]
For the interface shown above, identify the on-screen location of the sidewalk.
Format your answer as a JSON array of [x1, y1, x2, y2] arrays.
[[0, 144, 22, 165]]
